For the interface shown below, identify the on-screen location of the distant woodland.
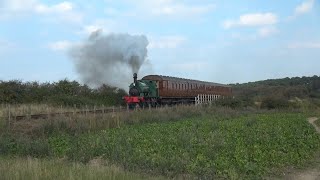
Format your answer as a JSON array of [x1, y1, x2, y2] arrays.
[[0, 79, 127, 106], [0, 75, 319, 109], [230, 75, 320, 109]]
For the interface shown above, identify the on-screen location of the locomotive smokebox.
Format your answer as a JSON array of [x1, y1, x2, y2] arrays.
[[133, 73, 137, 84]]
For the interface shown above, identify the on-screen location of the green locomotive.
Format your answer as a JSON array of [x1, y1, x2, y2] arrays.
[[123, 73, 159, 108]]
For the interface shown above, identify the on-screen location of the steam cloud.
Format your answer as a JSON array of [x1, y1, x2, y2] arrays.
[[69, 30, 150, 90]]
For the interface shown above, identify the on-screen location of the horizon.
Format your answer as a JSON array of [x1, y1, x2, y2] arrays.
[[0, 0, 319, 88], [1, 74, 318, 87]]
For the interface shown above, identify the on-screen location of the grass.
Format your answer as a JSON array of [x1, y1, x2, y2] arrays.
[[4, 105, 244, 137], [1, 112, 319, 179], [0, 103, 119, 118], [94, 113, 320, 179], [315, 118, 320, 128], [0, 104, 86, 117], [0, 156, 164, 180]]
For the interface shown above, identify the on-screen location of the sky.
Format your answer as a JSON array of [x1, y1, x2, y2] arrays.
[[0, 0, 319, 86]]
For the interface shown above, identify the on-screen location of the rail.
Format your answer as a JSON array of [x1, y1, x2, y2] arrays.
[[2, 106, 128, 121], [2, 94, 222, 121]]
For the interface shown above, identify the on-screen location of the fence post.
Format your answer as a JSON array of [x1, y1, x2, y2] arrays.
[[94, 105, 96, 117], [47, 105, 50, 120], [28, 105, 31, 120], [85, 105, 88, 116], [73, 104, 76, 115], [8, 104, 11, 130]]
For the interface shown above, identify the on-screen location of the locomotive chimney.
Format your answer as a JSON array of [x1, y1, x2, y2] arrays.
[[133, 73, 137, 84]]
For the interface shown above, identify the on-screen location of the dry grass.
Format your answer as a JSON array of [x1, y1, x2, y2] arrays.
[[0, 156, 164, 180], [0, 103, 114, 118], [4, 105, 246, 137]]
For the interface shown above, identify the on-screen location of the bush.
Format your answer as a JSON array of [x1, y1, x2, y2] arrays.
[[0, 80, 127, 107], [261, 96, 290, 109], [215, 98, 242, 108]]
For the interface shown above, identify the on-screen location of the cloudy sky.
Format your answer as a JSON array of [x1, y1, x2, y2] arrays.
[[0, 0, 319, 85]]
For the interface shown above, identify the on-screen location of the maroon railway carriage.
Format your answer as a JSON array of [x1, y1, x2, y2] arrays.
[[141, 75, 232, 104]]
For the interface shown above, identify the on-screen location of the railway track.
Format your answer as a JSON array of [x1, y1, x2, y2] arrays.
[[4, 104, 193, 121], [6, 107, 128, 121]]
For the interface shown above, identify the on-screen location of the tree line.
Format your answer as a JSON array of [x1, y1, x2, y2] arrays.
[[229, 75, 320, 109], [1, 75, 319, 109], [0, 79, 127, 106]]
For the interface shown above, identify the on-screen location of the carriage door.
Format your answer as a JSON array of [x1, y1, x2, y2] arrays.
[[157, 81, 161, 96]]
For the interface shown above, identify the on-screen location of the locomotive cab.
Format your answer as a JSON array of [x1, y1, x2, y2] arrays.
[[124, 73, 159, 108]]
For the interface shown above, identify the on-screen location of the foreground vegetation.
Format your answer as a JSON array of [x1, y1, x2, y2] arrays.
[[0, 157, 162, 180], [1, 106, 320, 179]]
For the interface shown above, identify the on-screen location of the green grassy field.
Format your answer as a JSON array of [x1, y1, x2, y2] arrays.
[[1, 111, 319, 179]]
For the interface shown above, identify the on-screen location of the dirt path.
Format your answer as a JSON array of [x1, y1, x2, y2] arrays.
[[285, 117, 320, 180], [309, 117, 320, 134]]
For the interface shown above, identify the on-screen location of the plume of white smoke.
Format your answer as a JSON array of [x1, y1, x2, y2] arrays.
[[69, 30, 150, 90]]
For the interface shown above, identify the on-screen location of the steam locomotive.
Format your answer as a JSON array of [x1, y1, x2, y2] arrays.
[[123, 73, 232, 108]]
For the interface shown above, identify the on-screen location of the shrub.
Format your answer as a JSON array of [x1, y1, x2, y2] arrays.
[[261, 96, 290, 109]]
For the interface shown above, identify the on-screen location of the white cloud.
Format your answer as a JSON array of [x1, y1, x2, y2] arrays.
[[148, 36, 186, 49], [151, 3, 216, 17], [230, 26, 278, 41], [1, 0, 37, 12], [115, 0, 215, 19], [288, 42, 320, 49], [79, 19, 118, 35], [0, 0, 83, 23], [34, 2, 73, 14], [48, 40, 73, 51], [258, 27, 278, 37], [83, 25, 102, 35], [295, 0, 315, 15], [223, 13, 278, 29]]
